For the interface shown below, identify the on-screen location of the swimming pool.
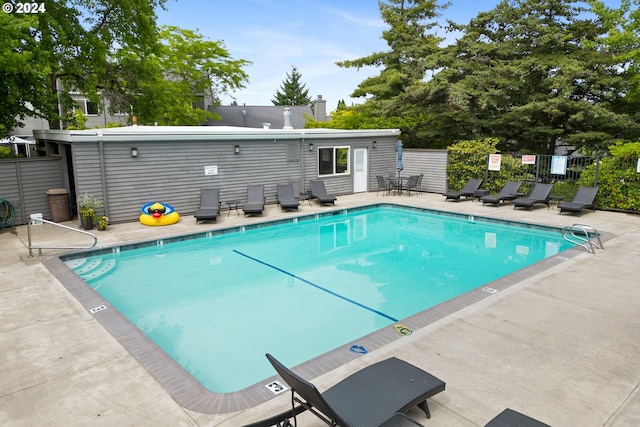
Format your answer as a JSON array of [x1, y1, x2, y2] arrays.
[[49, 204, 575, 412]]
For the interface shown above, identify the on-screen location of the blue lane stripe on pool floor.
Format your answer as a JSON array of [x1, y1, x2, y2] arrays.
[[232, 249, 398, 322]]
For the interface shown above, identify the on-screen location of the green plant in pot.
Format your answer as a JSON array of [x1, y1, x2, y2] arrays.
[[78, 192, 101, 230], [98, 215, 109, 231]]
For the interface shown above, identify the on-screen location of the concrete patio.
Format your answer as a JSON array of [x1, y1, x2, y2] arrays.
[[1, 191, 639, 426]]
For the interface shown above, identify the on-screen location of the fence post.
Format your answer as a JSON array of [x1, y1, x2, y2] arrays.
[[594, 156, 600, 187]]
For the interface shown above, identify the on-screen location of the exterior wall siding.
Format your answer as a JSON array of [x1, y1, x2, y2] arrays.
[[401, 148, 448, 193], [0, 158, 64, 225], [69, 135, 398, 223]]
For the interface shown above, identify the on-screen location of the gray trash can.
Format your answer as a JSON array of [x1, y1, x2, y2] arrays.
[[47, 188, 70, 222]]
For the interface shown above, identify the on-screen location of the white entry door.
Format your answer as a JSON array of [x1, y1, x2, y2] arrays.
[[353, 148, 368, 193]]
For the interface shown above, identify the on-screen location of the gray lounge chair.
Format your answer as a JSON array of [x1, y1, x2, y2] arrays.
[[558, 186, 598, 215], [484, 408, 551, 427], [276, 183, 300, 211], [243, 184, 265, 216], [194, 188, 220, 223], [512, 183, 553, 210], [263, 353, 445, 427], [481, 181, 522, 206], [443, 178, 483, 201], [310, 180, 337, 205]]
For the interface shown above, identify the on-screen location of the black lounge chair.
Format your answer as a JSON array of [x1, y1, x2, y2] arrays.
[[443, 178, 483, 201], [276, 183, 300, 211], [512, 183, 553, 210], [263, 353, 445, 427], [194, 188, 220, 223], [310, 179, 337, 205], [243, 184, 265, 216], [484, 408, 551, 427], [481, 181, 522, 206], [558, 186, 598, 215]]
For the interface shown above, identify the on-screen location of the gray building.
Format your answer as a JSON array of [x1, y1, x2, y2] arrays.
[[32, 125, 401, 224]]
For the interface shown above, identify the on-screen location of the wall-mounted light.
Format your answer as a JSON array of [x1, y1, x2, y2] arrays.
[[234, 144, 240, 154], [308, 142, 314, 151], [372, 140, 377, 149], [130, 147, 138, 158]]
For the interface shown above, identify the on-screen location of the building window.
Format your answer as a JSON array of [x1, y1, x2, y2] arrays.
[[318, 146, 350, 176], [75, 99, 99, 116]]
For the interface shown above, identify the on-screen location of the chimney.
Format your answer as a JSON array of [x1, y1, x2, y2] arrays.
[[283, 108, 293, 129], [313, 95, 326, 122]]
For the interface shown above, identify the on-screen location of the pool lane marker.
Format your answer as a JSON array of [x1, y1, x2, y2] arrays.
[[232, 250, 398, 322]]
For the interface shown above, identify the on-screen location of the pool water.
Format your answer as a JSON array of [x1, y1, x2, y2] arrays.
[[65, 206, 573, 392]]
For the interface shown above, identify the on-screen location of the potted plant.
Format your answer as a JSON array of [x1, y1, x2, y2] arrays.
[[78, 192, 101, 230], [97, 215, 109, 231]]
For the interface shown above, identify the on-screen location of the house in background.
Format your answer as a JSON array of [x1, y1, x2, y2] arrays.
[[209, 95, 327, 129]]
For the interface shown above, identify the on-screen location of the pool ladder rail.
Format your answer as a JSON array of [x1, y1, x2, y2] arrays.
[[562, 223, 604, 254], [27, 217, 98, 257]]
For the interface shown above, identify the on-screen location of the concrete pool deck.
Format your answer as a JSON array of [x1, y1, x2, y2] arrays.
[[1, 191, 639, 426]]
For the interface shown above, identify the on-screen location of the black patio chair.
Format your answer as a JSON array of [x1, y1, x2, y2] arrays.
[[194, 188, 220, 223]]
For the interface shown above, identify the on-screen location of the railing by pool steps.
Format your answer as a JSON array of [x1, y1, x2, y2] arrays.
[[27, 217, 97, 257], [562, 223, 604, 254]]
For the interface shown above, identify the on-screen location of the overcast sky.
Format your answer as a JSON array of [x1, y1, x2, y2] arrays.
[[156, 0, 619, 110]]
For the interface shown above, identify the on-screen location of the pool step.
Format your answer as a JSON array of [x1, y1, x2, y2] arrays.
[[65, 257, 117, 281]]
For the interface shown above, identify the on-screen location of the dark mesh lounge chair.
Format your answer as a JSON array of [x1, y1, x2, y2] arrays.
[[558, 186, 598, 215], [310, 179, 337, 205], [481, 181, 522, 206], [243, 184, 265, 216], [276, 183, 300, 211], [443, 178, 483, 201], [194, 188, 220, 223], [484, 408, 551, 427], [261, 353, 445, 427], [512, 183, 553, 210]]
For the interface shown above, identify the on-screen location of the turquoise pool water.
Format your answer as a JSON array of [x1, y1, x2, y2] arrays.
[[64, 206, 573, 393]]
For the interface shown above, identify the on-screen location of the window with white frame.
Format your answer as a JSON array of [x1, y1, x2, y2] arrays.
[[74, 99, 99, 116], [318, 146, 350, 176]]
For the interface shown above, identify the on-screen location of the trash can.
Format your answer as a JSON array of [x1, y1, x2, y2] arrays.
[[47, 188, 70, 222]]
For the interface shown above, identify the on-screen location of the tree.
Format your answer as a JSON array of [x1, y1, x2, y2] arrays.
[[272, 66, 311, 106], [0, 1, 250, 132], [337, 0, 446, 100], [329, 0, 446, 146], [108, 26, 250, 125], [408, 0, 639, 153]]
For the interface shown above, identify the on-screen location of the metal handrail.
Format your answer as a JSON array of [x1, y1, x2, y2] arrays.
[[27, 217, 97, 257], [562, 223, 603, 254]]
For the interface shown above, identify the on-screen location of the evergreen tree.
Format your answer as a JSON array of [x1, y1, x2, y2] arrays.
[[272, 66, 312, 106]]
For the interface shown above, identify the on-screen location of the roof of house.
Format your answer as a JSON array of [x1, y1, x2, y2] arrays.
[[34, 125, 400, 143], [208, 105, 313, 129]]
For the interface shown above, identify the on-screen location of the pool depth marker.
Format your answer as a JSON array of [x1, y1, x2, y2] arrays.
[[232, 250, 398, 322]]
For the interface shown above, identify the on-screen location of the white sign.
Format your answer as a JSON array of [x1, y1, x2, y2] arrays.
[[488, 154, 502, 171], [522, 155, 536, 165], [637, 158, 640, 173], [204, 165, 218, 176], [551, 156, 567, 175]]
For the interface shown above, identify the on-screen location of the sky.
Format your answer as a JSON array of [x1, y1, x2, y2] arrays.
[[156, 0, 619, 110]]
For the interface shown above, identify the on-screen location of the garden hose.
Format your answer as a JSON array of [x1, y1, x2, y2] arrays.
[[0, 198, 16, 229]]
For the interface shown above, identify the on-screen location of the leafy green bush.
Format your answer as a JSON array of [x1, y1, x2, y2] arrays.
[[0, 146, 16, 158], [447, 138, 528, 193], [578, 142, 640, 212]]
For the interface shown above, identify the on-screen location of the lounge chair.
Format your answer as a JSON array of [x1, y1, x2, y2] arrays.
[[558, 186, 598, 215], [480, 181, 522, 206], [484, 408, 551, 427], [194, 188, 220, 223], [512, 183, 553, 210], [443, 178, 483, 201], [243, 184, 265, 216], [276, 183, 300, 211], [309, 180, 337, 205], [263, 353, 446, 427]]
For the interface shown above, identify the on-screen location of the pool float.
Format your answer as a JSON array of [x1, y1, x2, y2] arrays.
[[140, 202, 180, 226]]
